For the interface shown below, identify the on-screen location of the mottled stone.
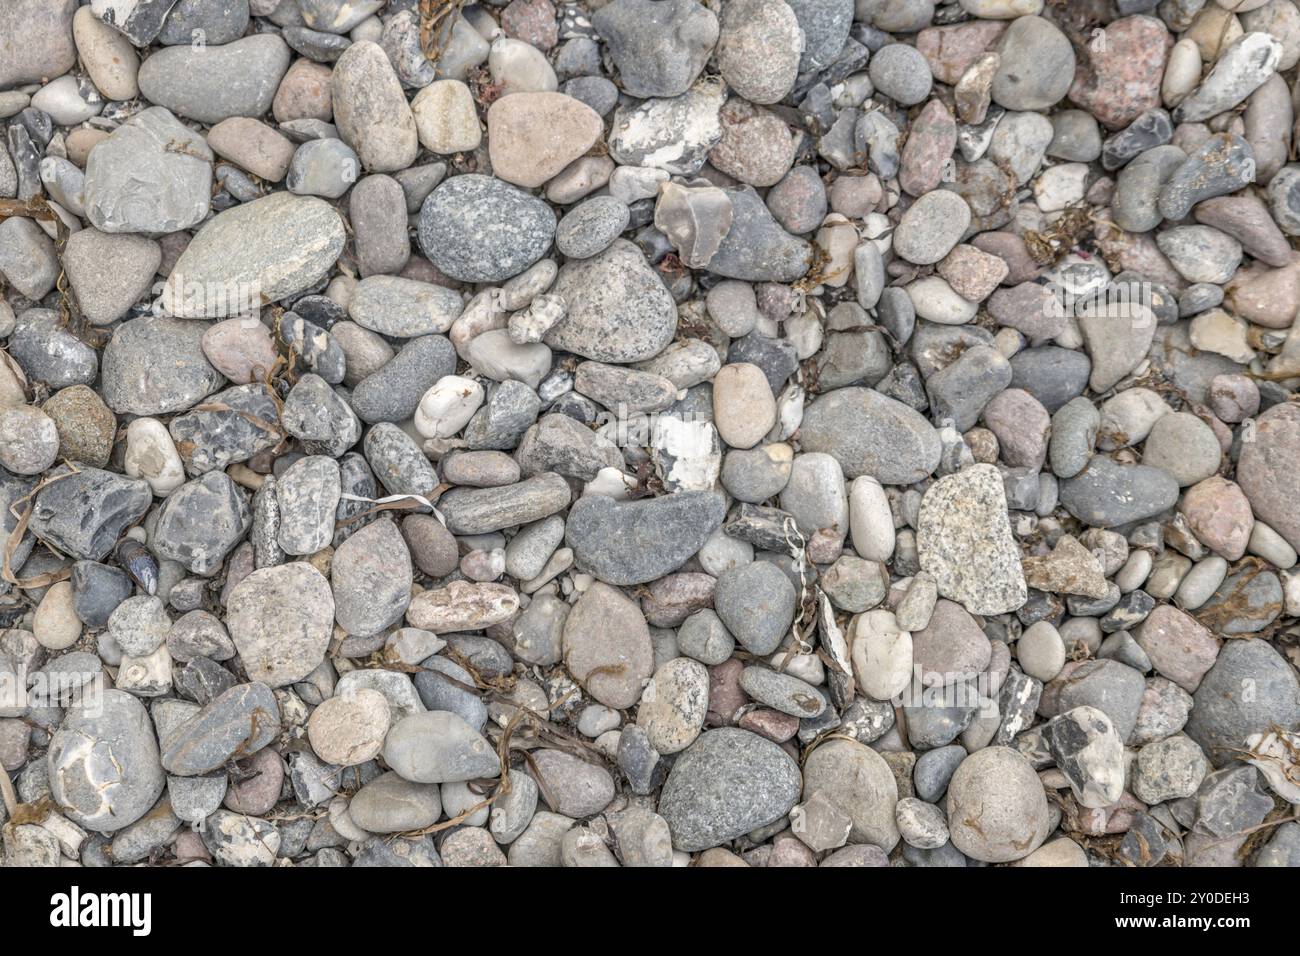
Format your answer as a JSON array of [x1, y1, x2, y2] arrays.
[[658, 728, 801, 852], [917, 464, 1027, 615], [226, 563, 334, 687]]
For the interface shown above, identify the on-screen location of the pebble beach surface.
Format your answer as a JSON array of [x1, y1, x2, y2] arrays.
[[1, 0, 1300, 870]]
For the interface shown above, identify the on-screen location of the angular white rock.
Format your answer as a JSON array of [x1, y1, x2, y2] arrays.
[[851, 608, 913, 701]]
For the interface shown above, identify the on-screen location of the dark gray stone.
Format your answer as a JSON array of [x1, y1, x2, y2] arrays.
[[350, 334, 457, 424], [363, 422, 439, 498], [27, 467, 152, 562], [714, 561, 796, 656], [158, 0, 249, 45], [280, 313, 346, 384], [705, 186, 812, 283], [1185, 639, 1300, 767], [1159, 133, 1257, 221], [70, 561, 134, 629], [281, 373, 361, 457], [1053, 658, 1147, 743], [566, 491, 727, 586], [160, 681, 281, 776], [7, 310, 99, 390], [1101, 109, 1174, 171], [102, 316, 224, 417], [591, 0, 718, 98], [413, 656, 488, 731], [799, 387, 941, 484], [786, 0, 853, 73], [137, 33, 291, 124], [515, 414, 622, 481], [925, 345, 1012, 432], [153, 471, 252, 576], [1008, 346, 1092, 414], [913, 744, 966, 803], [1059, 457, 1180, 529], [439, 473, 571, 535], [463, 380, 542, 451]]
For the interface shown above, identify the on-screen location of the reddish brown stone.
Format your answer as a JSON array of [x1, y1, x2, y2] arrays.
[[1094, 228, 1187, 292], [502, 0, 558, 51], [916, 21, 1008, 85], [707, 658, 746, 726], [1136, 604, 1221, 693], [172, 830, 211, 863], [708, 97, 798, 188], [987, 280, 1068, 341], [223, 748, 286, 815], [640, 571, 715, 627], [1069, 790, 1147, 836], [767, 833, 817, 866], [1226, 256, 1300, 330], [1236, 403, 1300, 552], [1180, 476, 1253, 560], [971, 231, 1043, 285], [1068, 15, 1172, 129], [939, 244, 1009, 302], [738, 707, 800, 742], [899, 99, 957, 197], [983, 388, 1051, 470]]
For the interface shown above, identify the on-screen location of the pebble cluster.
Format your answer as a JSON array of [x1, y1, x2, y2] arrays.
[[2, 0, 1300, 869]]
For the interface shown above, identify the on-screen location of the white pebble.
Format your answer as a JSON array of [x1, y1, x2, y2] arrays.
[[851, 608, 912, 701], [849, 476, 896, 562], [414, 375, 485, 440], [124, 417, 186, 496]]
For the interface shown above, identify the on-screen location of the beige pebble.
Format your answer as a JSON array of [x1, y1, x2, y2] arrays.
[[411, 79, 482, 155], [200, 317, 280, 384], [1162, 38, 1201, 110], [124, 417, 186, 496], [34, 581, 81, 651], [0, 404, 59, 475], [307, 688, 391, 766], [712, 363, 776, 450], [1014, 837, 1089, 867], [73, 6, 140, 101], [486, 91, 603, 189], [0, 351, 27, 408]]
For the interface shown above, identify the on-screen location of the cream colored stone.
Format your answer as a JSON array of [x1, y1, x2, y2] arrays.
[[411, 79, 482, 154], [712, 363, 776, 450], [73, 6, 139, 101], [124, 417, 186, 496], [308, 688, 391, 766], [34, 581, 81, 651]]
